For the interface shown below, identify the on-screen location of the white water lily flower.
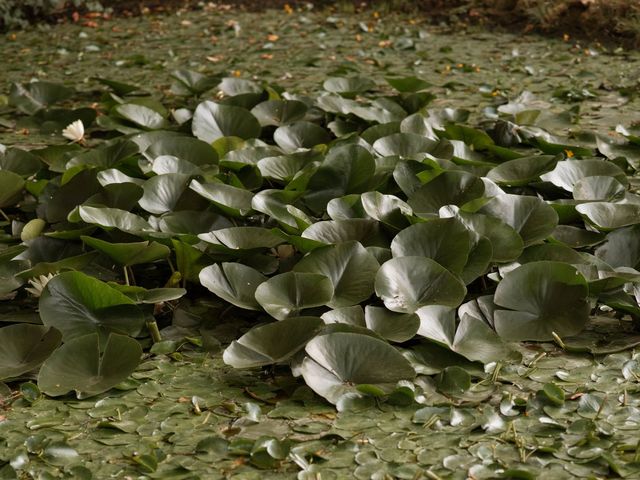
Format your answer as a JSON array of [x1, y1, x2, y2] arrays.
[[25, 273, 57, 298], [62, 119, 85, 143]]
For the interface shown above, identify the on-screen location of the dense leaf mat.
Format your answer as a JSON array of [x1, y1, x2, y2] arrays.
[[2, 4, 640, 479]]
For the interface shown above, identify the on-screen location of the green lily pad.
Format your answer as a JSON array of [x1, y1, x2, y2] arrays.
[[390, 218, 472, 275], [38, 332, 142, 399], [479, 194, 558, 247], [199, 262, 267, 310], [0, 170, 25, 207], [251, 99, 308, 127], [192, 101, 261, 143], [493, 261, 589, 341], [300, 332, 415, 404], [576, 202, 640, 230], [9, 81, 73, 114], [80, 236, 170, 266], [408, 170, 485, 215], [255, 271, 333, 320], [0, 324, 62, 380], [39, 271, 145, 341], [375, 256, 466, 313], [294, 241, 379, 308], [274, 121, 331, 153], [189, 179, 254, 217], [223, 316, 324, 368]]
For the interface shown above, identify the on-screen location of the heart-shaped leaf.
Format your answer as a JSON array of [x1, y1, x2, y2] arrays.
[[294, 241, 379, 308], [39, 271, 145, 341], [300, 332, 415, 404], [255, 271, 333, 319], [192, 101, 261, 143], [38, 333, 142, 398], [0, 324, 62, 380], [223, 317, 324, 368], [493, 261, 589, 341], [375, 257, 466, 313], [200, 262, 267, 310]]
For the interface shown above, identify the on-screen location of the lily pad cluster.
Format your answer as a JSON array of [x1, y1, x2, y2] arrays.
[[1, 70, 640, 405]]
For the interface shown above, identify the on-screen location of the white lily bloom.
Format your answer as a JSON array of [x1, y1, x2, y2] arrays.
[[62, 119, 85, 142], [25, 273, 57, 298]]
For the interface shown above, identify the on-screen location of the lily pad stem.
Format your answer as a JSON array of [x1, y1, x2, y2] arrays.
[[0, 209, 10, 222], [146, 318, 162, 344]]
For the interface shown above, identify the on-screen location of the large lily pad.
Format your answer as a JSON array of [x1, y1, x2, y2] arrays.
[[493, 261, 589, 341], [408, 170, 485, 215], [199, 262, 267, 310], [294, 241, 379, 308], [38, 333, 142, 399], [576, 202, 640, 230], [223, 317, 324, 368], [375, 257, 466, 313], [390, 218, 472, 275], [80, 237, 170, 266], [255, 271, 333, 319], [0, 324, 62, 380], [479, 194, 558, 246], [0, 170, 25, 207], [39, 271, 145, 341], [192, 101, 261, 143], [300, 332, 415, 404]]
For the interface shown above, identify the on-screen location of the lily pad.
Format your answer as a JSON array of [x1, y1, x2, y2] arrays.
[[300, 332, 415, 404], [493, 261, 589, 341], [199, 262, 267, 310], [223, 317, 324, 368], [192, 101, 261, 143], [375, 257, 466, 313], [39, 271, 145, 341], [0, 324, 62, 380], [294, 241, 379, 308], [255, 271, 333, 319], [38, 333, 142, 399]]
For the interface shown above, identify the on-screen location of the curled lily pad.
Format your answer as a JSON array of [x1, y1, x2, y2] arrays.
[[300, 332, 415, 404], [274, 121, 331, 153], [408, 170, 485, 216], [223, 317, 324, 368], [493, 261, 589, 341], [255, 271, 333, 319], [251, 99, 308, 127], [479, 194, 558, 247], [39, 271, 145, 341], [375, 257, 466, 313], [198, 226, 284, 252], [38, 332, 142, 399], [0, 324, 62, 380], [80, 236, 170, 266], [192, 101, 261, 143], [189, 180, 254, 217], [576, 202, 640, 231], [323, 76, 376, 96], [540, 159, 628, 192], [199, 262, 267, 310], [114, 103, 168, 130], [76, 206, 154, 234], [0, 170, 25, 207], [390, 218, 472, 275], [294, 241, 379, 308], [138, 173, 192, 215]]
